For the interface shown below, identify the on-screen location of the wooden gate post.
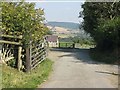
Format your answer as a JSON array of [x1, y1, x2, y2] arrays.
[[25, 47, 31, 72], [18, 46, 22, 71], [0, 45, 2, 61], [25, 41, 32, 72], [73, 43, 75, 48], [0, 32, 2, 61], [59, 43, 60, 48]]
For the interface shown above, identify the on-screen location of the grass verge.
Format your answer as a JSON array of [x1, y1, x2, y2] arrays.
[[90, 48, 118, 64], [2, 58, 53, 89]]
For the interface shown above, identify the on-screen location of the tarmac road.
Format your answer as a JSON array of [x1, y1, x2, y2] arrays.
[[39, 48, 118, 88]]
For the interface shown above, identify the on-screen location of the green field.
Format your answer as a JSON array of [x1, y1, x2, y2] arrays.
[[59, 42, 95, 49], [54, 34, 76, 38], [59, 42, 74, 48]]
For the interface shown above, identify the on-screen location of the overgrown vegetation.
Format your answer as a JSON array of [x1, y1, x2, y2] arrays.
[[59, 36, 95, 49], [1, 1, 48, 46], [1, 1, 49, 68], [90, 48, 118, 64], [2, 59, 53, 89], [70, 36, 95, 45], [80, 2, 120, 63]]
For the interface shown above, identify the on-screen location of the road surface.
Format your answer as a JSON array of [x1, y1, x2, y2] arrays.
[[39, 48, 118, 88]]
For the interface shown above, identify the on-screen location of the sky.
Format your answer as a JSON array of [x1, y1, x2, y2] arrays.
[[35, 1, 84, 23]]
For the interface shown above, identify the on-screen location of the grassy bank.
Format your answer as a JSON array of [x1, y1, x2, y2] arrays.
[[2, 59, 53, 89], [90, 48, 118, 64]]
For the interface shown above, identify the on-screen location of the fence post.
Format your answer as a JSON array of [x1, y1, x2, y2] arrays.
[[73, 43, 75, 48], [0, 45, 2, 61], [0, 32, 2, 61], [18, 46, 22, 71], [25, 46, 31, 72], [59, 43, 60, 48]]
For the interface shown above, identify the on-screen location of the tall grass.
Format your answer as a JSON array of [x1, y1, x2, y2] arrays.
[[2, 59, 53, 89]]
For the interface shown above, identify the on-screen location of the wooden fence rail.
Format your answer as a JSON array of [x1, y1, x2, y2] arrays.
[[0, 34, 22, 45], [0, 34, 22, 71]]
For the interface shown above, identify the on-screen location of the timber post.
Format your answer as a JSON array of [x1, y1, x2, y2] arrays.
[[25, 47, 31, 72], [0, 45, 2, 61], [18, 46, 22, 71], [0, 32, 2, 61], [17, 35, 22, 71], [59, 43, 60, 48], [25, 41, 32, 72]]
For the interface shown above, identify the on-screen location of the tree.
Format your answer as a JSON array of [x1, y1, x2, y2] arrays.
[[2, 2, 48, 46], [80, 2, 120, 51]]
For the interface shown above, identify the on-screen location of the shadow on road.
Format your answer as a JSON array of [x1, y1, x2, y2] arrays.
[[49, 48, 101, 65], [95, 71, 118, 76]]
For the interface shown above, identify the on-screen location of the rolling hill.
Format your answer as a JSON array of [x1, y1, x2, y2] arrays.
[[47, 21, 80, 30]]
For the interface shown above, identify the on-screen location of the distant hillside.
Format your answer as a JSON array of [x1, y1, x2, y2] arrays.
[[47, 21, 80, 30]]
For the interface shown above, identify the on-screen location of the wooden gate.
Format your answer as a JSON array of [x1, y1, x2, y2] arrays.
[[25, 38, 47, 72], [0, 34, 48, 72]]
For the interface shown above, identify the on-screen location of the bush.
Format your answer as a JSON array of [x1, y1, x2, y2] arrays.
[[7, 59, 16, 68], [95, 17, 120, 51], [2, 2, 48, 46], [90, 48, 118, 64]]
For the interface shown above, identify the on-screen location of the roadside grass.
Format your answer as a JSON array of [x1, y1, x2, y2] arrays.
[[2, 58, 53, 89], [90, 48, 118, 64]]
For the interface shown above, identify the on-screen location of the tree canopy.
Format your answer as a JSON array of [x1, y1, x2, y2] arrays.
[[1, 2, 48, 46], [80, 2, 120, 51]]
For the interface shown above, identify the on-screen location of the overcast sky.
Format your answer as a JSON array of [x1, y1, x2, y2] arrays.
[[35, 1, 84, 23]]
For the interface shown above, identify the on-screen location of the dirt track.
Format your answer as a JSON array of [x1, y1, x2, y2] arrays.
[[39, 48, 118, 88]]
